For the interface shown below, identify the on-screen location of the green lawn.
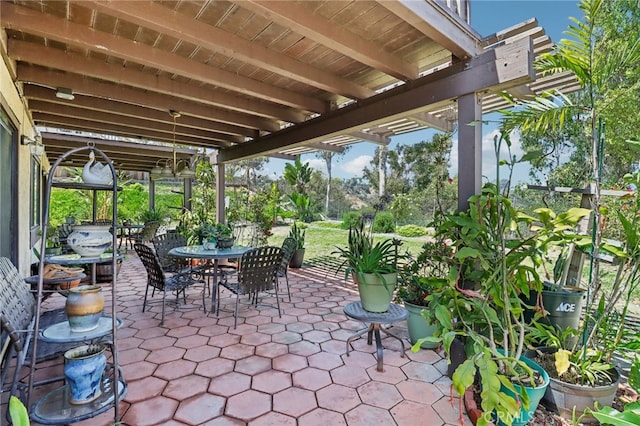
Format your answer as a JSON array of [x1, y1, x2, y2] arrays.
[[267, 222, 428, 262]]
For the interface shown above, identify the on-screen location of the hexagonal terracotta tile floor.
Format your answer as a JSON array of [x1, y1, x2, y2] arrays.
[[13, 253, 469, 426]]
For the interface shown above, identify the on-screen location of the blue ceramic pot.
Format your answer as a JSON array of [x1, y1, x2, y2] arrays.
[[64, 344, 107, 404]]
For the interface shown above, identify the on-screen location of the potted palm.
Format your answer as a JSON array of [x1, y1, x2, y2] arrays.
[[396, 235, 453, 349], [288, 222, 306, 268], [334, 197, 404, 313]]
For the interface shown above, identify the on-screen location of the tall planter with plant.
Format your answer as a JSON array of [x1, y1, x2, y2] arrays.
[[288, 222, 306, 268], [334, 196, 404, 313]]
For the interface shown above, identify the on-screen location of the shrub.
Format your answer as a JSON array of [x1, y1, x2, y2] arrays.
[[314, 221, 343, 229], [341, 211, 361, 229], [373, 212, 395, 233], [397, 224, 427, 237]]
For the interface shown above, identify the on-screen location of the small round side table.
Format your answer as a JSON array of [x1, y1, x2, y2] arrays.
[[343, 301, 409, 372]]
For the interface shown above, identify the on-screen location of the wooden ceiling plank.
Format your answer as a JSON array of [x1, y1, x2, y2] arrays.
[[380, 0, 481, 60], [17, 64, 276, 132], [239, 0, 418, 81], [409, 112, 454, 132], [42, 132, 197, 156], [85, 0, 375, 100], [348, 131, 390, 146], [303, 142, 344, 153], [23, 84, 256, 138], [218, 37, 534, 162], [10, 39, 305, 123], [3, 2, 325, 112]]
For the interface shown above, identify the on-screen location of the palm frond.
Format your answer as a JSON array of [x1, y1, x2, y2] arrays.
[[498, 91, 581, 136]]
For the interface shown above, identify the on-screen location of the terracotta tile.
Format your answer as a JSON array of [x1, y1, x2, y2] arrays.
[[209, 371, 251, 397], [298, 408, 348, 426], [122, 395, 178, 426], [255, 342, 289, 359], [289, 340, 321, 356], [155, 359, 197, 380], [240, 332, 272, 346], [293, 367, 331, 390], [166, 325, 200, 338], [175, 392, 226, 424], [344, 404, 396, 426], [184, 344, 222, 362], [273, 387, 317, 417], [139, 335, 178, 350], [357, 381, 403, 409], [316, 384, 361, 413], [121, 360, 157, 381], [145, 346, 186, 363], [298, 314, 323, 324], [220, 343, 255, 360], [319, 339, 348, 354], [119, 336, 143, 350], [195, 357, 236, 378], [257, 323, 286, 335], [434, 375, 455, 396], [119, 347, 150, 365], [125, 376, 168, 403], [401, 361, 442, 383], [312, 321, 340, 332], [366, 364, 407, 384], [248, 411, 296, 426], [235, 355, 272, 375], [175, 334, 210, 349], [228, 323, 258, 336], [272, 353, 308, 373], [307, 351, 344, 370], [271, 314, 299, 324], [209, 333, 242, 348], [286, 322, 313, 333], [203, 416, 246, 426], [406, 347, 444, 364], [164, 374, 210, 400], [396, 380, 444, 404], [245, 315, 274, 326], [302, 330, 332, 343], [432, 397, 472, 425], [392, 399, 444, 426], [272, 330, 303, 344], [225, 389, 272, 421], [197, 324, 230, 337], [252, 370, 292, 394], [342, 350, 377, 369], [330, 365, 370, 388]]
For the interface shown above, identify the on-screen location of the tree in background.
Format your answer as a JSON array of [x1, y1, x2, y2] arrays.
[[284, 158, 313, 222], [315, 146, 350, 215]]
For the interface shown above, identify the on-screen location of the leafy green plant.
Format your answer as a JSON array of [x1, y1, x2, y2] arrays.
[[140, 208, 164, 223], [396, 224, 427, 237], [9, 395, 29, 426], [372, 211, 395, 233], [341, 211, 361, 230], [587, 355, 640, 425], [289, 222, 306, 249]]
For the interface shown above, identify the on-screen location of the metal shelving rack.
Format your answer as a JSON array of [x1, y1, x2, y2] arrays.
[[28, 144, 125, 424]]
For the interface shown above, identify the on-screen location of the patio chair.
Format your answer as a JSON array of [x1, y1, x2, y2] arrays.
[[134, 243, 206, 326], [131, 220, 160, 245], [216, 246, 284, 329], [152, 232, 188, 273], [277, 237, 297, 302]]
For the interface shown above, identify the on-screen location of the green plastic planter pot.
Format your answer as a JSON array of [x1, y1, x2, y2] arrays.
[[352, 272, 397, 312], [404, 301, 438, 348]]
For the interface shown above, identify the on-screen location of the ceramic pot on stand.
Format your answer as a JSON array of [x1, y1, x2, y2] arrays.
[[65, 285, 105, 332], [63, 344, 107, 404]]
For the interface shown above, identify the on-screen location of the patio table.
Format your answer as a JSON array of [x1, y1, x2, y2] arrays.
[[344, 301, 409, 372], [117, 224, 144, 251], [168, 245, 253, 312]]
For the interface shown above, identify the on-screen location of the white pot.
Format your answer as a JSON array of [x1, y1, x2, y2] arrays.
[[68, 225, 112, 257]]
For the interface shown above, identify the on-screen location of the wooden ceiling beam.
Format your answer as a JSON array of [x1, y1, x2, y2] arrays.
[[84, 0, 375, 101], [17, 64, 276, 132], [2, 3, 325, 112], [33, 112, 233, 147], [380, 1, 481, 60], [10, 40, 304, 124], [348, 131, 391, 146], [409, 112, 454, 132], [238, 0, 418, 81], [219, 37, 535, 162], [303, 142, 344, 153], [28, 100, 243, 144], [23, 84, 256, 138]]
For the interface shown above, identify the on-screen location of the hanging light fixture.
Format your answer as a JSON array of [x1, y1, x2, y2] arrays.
[[149, 110, 198, 180]]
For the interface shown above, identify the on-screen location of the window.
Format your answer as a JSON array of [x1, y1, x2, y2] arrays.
[[30, 155, 42, 229], [0, 107, 17, 261]]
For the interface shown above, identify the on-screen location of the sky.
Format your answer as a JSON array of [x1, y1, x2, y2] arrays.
[[262, 0, 583, 184]]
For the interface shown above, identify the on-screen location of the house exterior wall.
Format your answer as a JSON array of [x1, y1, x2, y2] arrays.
[[1, 35, 42, 275]]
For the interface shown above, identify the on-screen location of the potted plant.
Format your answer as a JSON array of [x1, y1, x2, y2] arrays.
[[396, 235, 453, 349], [197, 222, 234, 249], [288, 222, 306, 268], [333, 196, 404, 313]]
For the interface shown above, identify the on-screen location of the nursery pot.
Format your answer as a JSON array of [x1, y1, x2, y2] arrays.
[[404, 301, 438, 349], [289, 248, 305, 268], [216, 237, 235, 249], [63, 344, 107, 405], [65, 285, 105, 332], [352, 272, 397, 313], [497, 351, 550, 426], [547, 367, 620, 424], [541, 282, 586, 331]]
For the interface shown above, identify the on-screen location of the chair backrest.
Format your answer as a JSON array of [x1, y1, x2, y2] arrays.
[[152, 233, 188, 270], [279, 237, 298, 273], [238, 246, 284, 294], [0, 257, 35, 352], [134, 243, 166, 291], [139, 221, 161, 243]]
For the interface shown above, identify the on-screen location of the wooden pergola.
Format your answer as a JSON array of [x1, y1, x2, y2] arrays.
[[1, 0, 579, 216]]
